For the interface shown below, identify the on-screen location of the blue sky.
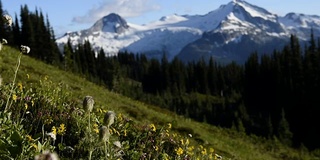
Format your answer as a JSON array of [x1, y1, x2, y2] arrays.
[[2, 0, 320, 36]]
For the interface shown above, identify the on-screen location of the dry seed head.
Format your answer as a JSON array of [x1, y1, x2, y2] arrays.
[[83, 96, 94, 112], [99, 126, 110, 142], [20, 45, 30, 54], [34, 150, 59, 160], [3, 14, 12, 27], [103, 111, 116, 127]]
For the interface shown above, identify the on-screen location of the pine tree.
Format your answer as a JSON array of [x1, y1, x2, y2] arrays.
[[208, 57, 218, 95], [63, 42, 74, 71], [278, 109, 293, 146], [20, 5, 35, 56], [267, 115, 274, 138], [12, 14, 21, 46], [309, 28, 316, 53]]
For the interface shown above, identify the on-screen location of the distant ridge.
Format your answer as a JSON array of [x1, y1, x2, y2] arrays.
[[57, 0, 320, 63]]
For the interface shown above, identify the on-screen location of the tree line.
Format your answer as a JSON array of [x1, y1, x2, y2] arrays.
[[0, 1, 61, 64], [63, 32, 320, 150], [1, 1, 320, 150]]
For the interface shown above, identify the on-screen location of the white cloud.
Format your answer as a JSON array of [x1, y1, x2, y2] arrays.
[[72, 0, 160, 24]]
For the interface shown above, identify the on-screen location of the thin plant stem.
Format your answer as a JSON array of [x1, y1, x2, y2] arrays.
[[42, 124, 45, 143], [89, 150, 93, 160], [88, 112, 92, 160], [88, 113, 91, 133], [104, 141, 108, 160], [5, 52, 22, 112]]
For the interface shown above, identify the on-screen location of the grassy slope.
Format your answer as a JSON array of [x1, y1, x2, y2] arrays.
[[0, 46, 315, 160]]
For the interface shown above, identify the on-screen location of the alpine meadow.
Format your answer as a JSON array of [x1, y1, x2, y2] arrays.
[[1, 0, 320, 160]]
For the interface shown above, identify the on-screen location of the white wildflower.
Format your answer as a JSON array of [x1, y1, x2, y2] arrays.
[[1, 39, 7, 44], [113, 141, 122, 148], [3, 14, 12, 27], [20, 45, 30, 54], [46, 132, 56, 141]]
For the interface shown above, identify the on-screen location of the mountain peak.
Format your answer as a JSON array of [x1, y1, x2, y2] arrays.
[[57, 0, 320, 64], [89, 13, 129, 33], [232, 0, 245, 4]]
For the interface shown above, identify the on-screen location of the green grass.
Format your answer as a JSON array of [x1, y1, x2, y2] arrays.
[[1, 46, 318, 159]]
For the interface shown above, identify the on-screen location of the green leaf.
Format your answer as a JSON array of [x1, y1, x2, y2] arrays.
[[10, 131, 23, 145]]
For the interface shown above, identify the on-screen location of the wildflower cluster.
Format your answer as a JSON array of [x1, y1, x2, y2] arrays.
[[0, 13, 226, 160]]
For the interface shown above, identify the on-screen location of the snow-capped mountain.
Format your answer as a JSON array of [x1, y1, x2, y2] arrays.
[[56, 0, 320, 63]]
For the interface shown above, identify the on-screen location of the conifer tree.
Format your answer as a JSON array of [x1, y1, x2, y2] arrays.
[[20, 5, 35, 56], [63, 42, 74, 71], [12, 14, 21, 46], [278, 109, 293, 146], [0, 0, 10, 39]]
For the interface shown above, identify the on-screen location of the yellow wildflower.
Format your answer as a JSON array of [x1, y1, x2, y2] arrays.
[[162, 153, 169, 160], [154, 145, 159, 151], [18, 82, 23, 91], [180, 139, 184, 145], [118, 113, 123, 121], [24, 103, 28, 110], [187, 146, 194, 156], [149, 124, 156, 132], [31, 143, 38, 150], [201, 148, 207, 155], [44, 117, 53, 125], [57, 124, 66, 136], [12, 94, 17, 101], [26, 135, 33, 141], [185, 138, 190, 145], [210, 148, 214, 153], [112, 127, 120, 136], [124, 129, 127, 137], [52, 126, 57, 135], [93, 123, 99, 134], [31, 100, 35, 107], [175, 147, 184, 156], [167, 123, 172, 129]]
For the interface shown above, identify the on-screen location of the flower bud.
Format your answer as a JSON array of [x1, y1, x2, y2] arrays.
[[83, 96, 94, 112], [103, 111, 115, 127], [99, 126, 110, 142]]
